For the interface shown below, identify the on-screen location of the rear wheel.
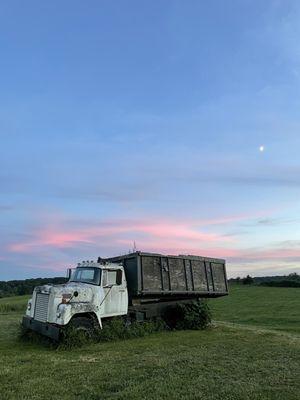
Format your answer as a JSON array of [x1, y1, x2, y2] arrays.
[[163, 304, 185, 329]]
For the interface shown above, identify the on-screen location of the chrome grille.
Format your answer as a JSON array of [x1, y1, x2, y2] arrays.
[[34, 293, 50, 322]]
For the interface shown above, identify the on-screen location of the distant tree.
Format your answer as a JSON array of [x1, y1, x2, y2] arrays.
[[0, 277, 67, 298], [236, 277, 241, 284], [260, 280, 300, 288], [243, 275, 254, 285], [288, 273, 300, 281]]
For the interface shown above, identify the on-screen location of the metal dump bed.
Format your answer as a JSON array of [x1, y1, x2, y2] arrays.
[[104, 252, 228, 301]]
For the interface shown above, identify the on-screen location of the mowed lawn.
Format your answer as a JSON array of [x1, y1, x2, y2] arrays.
[[210, 284, 300, 334], [0, 285, 299, 400]]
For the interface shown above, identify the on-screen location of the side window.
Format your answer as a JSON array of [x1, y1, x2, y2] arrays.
[[107, 270, 117, 285], [102, 270, 122, 286]]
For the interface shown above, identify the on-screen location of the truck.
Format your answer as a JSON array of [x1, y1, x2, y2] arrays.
[[22, 251, 228, 340]]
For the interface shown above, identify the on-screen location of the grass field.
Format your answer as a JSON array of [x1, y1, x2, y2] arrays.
[[210, 284, 300, 334], [0, 284, 299, 399], [0, 295, 29, 313]]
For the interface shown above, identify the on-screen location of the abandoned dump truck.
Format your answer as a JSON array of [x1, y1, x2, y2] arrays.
[[22, 251, 228, 340]]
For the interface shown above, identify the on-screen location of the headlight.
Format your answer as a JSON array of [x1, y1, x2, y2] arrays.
[[27, 300, 32, 311], [57, 303, 69, 318]]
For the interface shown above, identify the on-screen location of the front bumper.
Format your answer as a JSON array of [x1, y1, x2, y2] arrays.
[[22, 316, 60, 341]]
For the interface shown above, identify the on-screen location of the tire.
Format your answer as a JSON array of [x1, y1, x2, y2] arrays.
[[162, 304, 185, 329], [69, 316, 97, 338]]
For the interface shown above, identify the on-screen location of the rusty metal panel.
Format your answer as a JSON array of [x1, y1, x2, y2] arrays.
[[184, 259, 193, 290], [141, 256, 162, 292], [161, 257, 170, 291], [169, 258, 186, 291], [211, 263, 227, 292], [191, 260, 208, 291], [206, 262, 214, 291]]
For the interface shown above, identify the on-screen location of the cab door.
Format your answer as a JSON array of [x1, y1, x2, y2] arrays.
[[101, 269, 127, 316]]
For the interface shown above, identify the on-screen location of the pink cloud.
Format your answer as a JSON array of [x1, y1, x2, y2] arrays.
[[237, 247, 300, 261], [7, 207, 271, 255], [7, 217, 233, 256], [116, 237, 239, 258], [9, 231, 93, 253], [6, 212, 299, 277]]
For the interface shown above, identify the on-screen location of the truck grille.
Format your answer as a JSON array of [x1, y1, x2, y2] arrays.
[[34, 293, 50, 322]]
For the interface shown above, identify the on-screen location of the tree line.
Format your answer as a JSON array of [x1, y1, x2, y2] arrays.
[[0, 277, 67, 298], [229, 273, 300, 287], [1, 272, 299, 298]]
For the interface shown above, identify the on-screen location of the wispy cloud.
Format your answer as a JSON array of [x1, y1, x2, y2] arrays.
[[0, 205, 13, 212], [7, 217, 234, 255], [3, 212, 300, 278]]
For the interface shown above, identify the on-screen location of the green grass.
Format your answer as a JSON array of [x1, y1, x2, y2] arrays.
[[0, 295, 29, 313], [210, 284, 300, 334], [0, 285, 299, 399]]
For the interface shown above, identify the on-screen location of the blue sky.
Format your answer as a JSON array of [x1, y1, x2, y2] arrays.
[[1, 1, 300, 280]]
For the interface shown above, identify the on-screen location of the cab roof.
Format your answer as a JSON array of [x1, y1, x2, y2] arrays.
[[76, 261, 122, 269]]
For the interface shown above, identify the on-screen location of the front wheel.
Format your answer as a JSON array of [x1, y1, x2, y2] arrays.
[[67, 316, 97, 339]]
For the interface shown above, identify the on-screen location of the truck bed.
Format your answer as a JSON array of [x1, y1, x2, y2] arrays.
[[104, 252, 228, 302]]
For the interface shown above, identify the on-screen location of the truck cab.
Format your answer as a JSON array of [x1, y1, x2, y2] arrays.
[[22, 260, 128, 340]]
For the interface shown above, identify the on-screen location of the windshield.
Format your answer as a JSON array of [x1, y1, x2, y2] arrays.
[[70, 267, 101, 285]]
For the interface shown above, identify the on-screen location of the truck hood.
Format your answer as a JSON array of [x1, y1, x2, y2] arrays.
[[35, 282, 95, 303]]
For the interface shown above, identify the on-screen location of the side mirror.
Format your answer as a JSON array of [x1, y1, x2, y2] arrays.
[[66, 268, 72, 280]]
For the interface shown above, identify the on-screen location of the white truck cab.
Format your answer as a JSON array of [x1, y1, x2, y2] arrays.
[[22, 260, 128, 340]]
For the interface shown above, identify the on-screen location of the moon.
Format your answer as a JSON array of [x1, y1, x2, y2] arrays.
[[259, 145, 265, 152]]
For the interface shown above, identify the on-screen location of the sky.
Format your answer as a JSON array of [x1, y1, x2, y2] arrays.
[[1, 0, 300, 280]]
